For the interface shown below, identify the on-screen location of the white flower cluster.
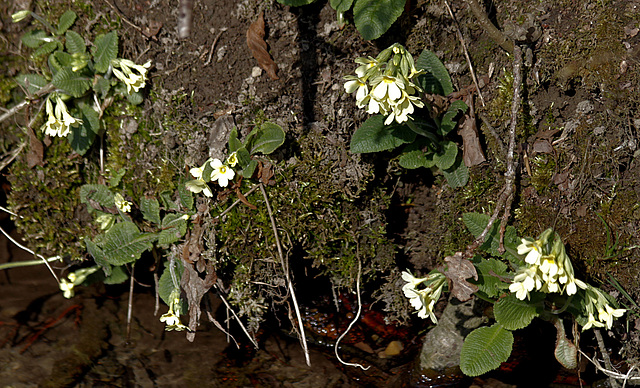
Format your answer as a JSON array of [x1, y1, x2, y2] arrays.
[[344, 43, 424, 125], [509, 229, 625, 331], [509, 229, 587, 301], [401, 270, 446, 323], [111, 58, 151, 94], [185, 152, 238, 197], [42, 95, 83, 137]]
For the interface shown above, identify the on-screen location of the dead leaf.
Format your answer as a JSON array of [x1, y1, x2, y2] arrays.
[[247, 12, 279, 80], [444, 252, 478, 302], [235, 187, 257, 210], [181, 259, 217, 342], [26, 126, 43, 168], [459, 94, 486, 167], [257, 161, 275, 185]]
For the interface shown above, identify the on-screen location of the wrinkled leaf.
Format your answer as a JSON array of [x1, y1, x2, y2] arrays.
[[552, 317, 578, 369], [460, 323, 513, 377], [65, 30, 86, 54], [52, 67, 91, 97], [439, 100, 468, 135], [350, 115, 416, 153], [32, 41, 59, 58], [330, 0, 353, 14], [92, 31, 118, 73], [69, 102, 99, 155], [246, 12, 278, 80], [443, 162, 468, 188], [472, 257, 510, 297], [416, 49, 453, 96], [15, 73, 49, 97], [353, 0, 406, 41], [21, 30, 48, 48], [80, 184, 114, 209], [433, 140, 458, 170], [91, 221, 155, 265], [494, 293, 540, 330], [57, 10, 77, 35], [140, 197, 161, 224]]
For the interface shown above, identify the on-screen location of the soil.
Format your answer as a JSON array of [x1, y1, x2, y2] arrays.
[[1, 0, 640, 386]]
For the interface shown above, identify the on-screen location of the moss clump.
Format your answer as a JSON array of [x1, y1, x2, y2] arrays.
[[7, 139, 94, 259]]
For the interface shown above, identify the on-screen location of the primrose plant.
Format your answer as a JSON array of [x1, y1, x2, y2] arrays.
[[345, 43, 470, 188], [12, 9, 150, 155], [401, 212, 627, 377]]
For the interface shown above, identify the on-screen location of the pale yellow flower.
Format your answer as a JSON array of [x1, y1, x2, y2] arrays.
[[210, 158, 235, 187]]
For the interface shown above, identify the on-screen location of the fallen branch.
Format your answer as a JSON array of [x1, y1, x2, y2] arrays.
[[464, 45, 522, 257], [464, 0, 514, 54]]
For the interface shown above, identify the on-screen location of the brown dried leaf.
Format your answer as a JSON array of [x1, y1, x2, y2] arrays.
[[444, 252, 478, 302], [26, 126, 43, 168], [181, 259, 216, 342], [458, 95, 486, 167], [247, 11, 279, 80]]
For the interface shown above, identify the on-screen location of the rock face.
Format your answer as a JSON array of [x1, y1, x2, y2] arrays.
[[418, 297, 486, 371]]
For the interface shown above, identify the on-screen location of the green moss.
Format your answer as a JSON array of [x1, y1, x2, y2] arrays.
[[7, 139, 94, 259]]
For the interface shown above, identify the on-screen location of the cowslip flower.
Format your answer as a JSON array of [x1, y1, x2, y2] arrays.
[[344, 76, 369, 107], [210, 158, 235, 187], [509, 266, 542, 300], [582, 313, 605, 331], [114, 193, 132, 213], [42, 96, 82, 137], [186, 163, 213, 197], [160, 297, 189, 331], [401, 270, 445, 324], [598, 304, 625, 329], [517, 237, 543, 265], [112, 58, 151, 94]]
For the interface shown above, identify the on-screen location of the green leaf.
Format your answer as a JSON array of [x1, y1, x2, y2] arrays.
[[228, 127, 242, 152], [398, 139, 436, 169], [473, 257, 509, 297], [15, 73, 49, 95], [57, 10, 77, 35], [69, 102, 99, 155], [245, 122, 285, 155], [330, 0, 353, 13], [350, 115, 416, 153], [353, 0, 406, 41], [242, 159, 258, 178], [462, 212, 518, 256], [21, 30, 48, 48], [80, 184, 114, 209], [460, 324, 513, 377], [494, 293, 540, 330], [92, 221, 155, 265], [235, 146, 252, 169], [158, 214, 188, 246], [276, 0, 316, 5], [177, 183, 194, 211], [32, 41, 59, 58], [65, 30, 86, 54], [86, 239, 111, 276], [126, 91, 144, 105], [158, 261, 186, 314], [552, 318, 578, 369], [92, 75, 111, 98], [439, 100, 468, 135], [103, 265, 129, 285], [109, 168, 126, 187], [140, 197, 161, 224], [92, 31, 118, 73], [160, 190, 179, 211], [51, 51, 74, 69], [416, 49, 453, 96], [433, 141, 458, 170], [52, 67, 91, 97], [442, 162, 468, 188]]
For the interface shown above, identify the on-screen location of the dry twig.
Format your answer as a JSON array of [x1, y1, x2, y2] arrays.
[[443, 0, 485, 107], [259, 183, 310, 366], [464, 45, 522, 257]]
